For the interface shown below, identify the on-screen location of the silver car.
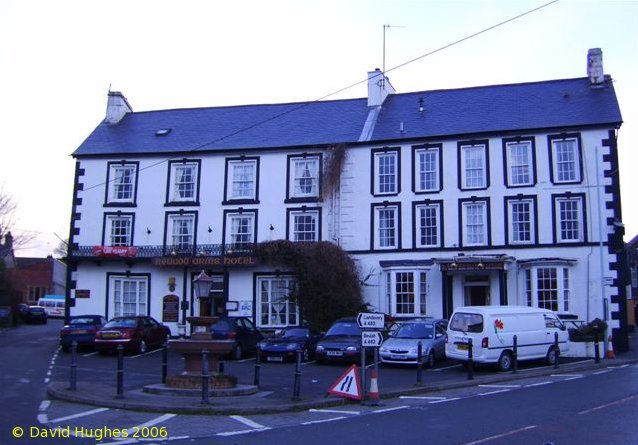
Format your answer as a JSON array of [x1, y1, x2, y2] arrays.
[[379, 318, 448, 367]]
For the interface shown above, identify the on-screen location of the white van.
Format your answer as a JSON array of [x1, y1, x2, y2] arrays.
[[37, 294, 65, 318], [445, 306, 569, 371]]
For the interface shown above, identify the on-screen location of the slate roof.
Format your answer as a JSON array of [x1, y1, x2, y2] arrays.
[[73, 77, 622, 157]]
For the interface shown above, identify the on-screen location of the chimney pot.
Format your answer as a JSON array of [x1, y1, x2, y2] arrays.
[[105, 91, 133, 124], [587, 48, 604, 85], [367, 70, 395, 107]]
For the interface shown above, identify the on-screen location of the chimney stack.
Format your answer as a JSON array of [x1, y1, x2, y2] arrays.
[[587, 48, 604, 86], [367, 68, 395, 107], [105, 91, 133, 124]]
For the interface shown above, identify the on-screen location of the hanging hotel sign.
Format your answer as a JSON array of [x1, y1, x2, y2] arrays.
[[152, 255, 259, 268], [92, 246, 138, 257]]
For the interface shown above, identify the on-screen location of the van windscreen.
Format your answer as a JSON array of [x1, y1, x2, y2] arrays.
[[450, 313, 483, 333]]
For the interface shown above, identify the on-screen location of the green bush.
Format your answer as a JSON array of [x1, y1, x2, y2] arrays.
[[254, 240, 366, 331], [568, 318, 608, 342]]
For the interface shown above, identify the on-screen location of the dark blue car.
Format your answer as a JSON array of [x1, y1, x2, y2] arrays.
[[60, 315, 107, 351], [258, 326, 323, 362]]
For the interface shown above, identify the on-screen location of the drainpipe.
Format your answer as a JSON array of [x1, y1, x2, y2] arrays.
[[595, 147, 608, 352]]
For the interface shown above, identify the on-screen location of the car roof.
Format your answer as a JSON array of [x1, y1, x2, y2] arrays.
[[398, 317, 446, 323]]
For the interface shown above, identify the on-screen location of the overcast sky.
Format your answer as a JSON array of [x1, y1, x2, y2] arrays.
[[1, 0, 636, 257]]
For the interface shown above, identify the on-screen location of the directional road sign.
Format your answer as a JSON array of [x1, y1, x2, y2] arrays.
[[357, 312, 385, 330], [361, 331, 383, 348]]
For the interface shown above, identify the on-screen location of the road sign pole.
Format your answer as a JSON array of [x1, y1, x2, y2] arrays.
[[360, 347, 366, 402]]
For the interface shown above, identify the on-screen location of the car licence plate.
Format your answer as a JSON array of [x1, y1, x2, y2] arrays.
[[390, 354, 405, 360], [326, 351, 343, 357], [457, 343, 469, 351], [266, 356, 283, 362]]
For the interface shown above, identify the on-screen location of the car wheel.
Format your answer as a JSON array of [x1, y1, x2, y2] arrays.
[[139, 340, 147, 354], [426, 351, 436, 368], [302, 348, 310, 362], [232, 343, 243, 360], [546, 346, 559, 366], [497, 351, 513, 372]]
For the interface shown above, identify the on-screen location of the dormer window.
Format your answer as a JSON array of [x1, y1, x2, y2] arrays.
[[155, 128, 172, 136]]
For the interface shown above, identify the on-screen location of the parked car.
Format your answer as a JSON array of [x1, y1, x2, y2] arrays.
[[258, 325, 323, 362], [16, 303, 30, 321], [314, 317, 372, 364], [379, 318, 448, 367], [94, 316, 170, 354], [209, 316, 263, 360], [24, 306, 48, 324], [59, 315, 108, 352]]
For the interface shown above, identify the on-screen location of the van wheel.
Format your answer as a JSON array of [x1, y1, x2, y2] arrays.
[[546, 346, 559, 366], [497, 351, 513, 371]]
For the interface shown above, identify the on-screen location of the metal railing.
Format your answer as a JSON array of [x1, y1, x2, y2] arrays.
[[68, 243, 256, 259]]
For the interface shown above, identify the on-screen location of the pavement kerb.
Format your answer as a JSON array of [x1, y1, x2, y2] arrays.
[[46, 355, 637, 416]]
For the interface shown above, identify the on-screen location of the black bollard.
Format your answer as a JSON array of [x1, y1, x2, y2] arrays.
[[594, 335, 601, 363], [512, 335, 518, 374], [115, 344, 124, 398], [161, 341, 168, 384], [201, 349, 209, 405], [467, 338, 474, 380], [69, 341, 78, 391], [254, 347, 261, 387], [218, 361, 225, 374], [416, 341, 423, 385], [292, 349, 302, 401], [553, 332, 559, 369]]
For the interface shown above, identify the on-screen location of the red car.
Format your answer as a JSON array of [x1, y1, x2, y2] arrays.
[[95, 316, 170, 354]]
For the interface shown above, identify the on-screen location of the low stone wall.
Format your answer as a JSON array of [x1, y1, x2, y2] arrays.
[[165, 373, 237, 389], [562, 341, 603, 358]]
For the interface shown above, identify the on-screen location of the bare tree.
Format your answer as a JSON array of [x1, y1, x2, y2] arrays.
[[0, 187, 34, 249], [53, 238, 69, 258], [0, 187, 17, 241]]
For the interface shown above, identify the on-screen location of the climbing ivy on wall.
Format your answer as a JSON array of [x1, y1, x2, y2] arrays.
[[321, 143, 347, 200], [253, 240, 366, 331]]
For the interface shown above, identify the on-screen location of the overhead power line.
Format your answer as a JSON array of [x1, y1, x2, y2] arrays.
[[82, 0, 559, 193]]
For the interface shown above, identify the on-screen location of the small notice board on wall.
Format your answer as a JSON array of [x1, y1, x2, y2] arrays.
[[162, 295, 179, 322]]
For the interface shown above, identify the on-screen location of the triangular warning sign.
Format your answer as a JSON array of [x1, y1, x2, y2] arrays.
[[327, 364, 362, 400]]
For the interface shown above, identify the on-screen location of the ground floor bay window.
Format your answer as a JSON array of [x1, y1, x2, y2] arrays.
[[108, 274, 149, 317], [385, 269, 429, 317], [256, 276, 299, 328], [523, 261, 574, 312]]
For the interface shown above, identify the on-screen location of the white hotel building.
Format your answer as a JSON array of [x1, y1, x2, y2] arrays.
[[66, 49, 629, 351]]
